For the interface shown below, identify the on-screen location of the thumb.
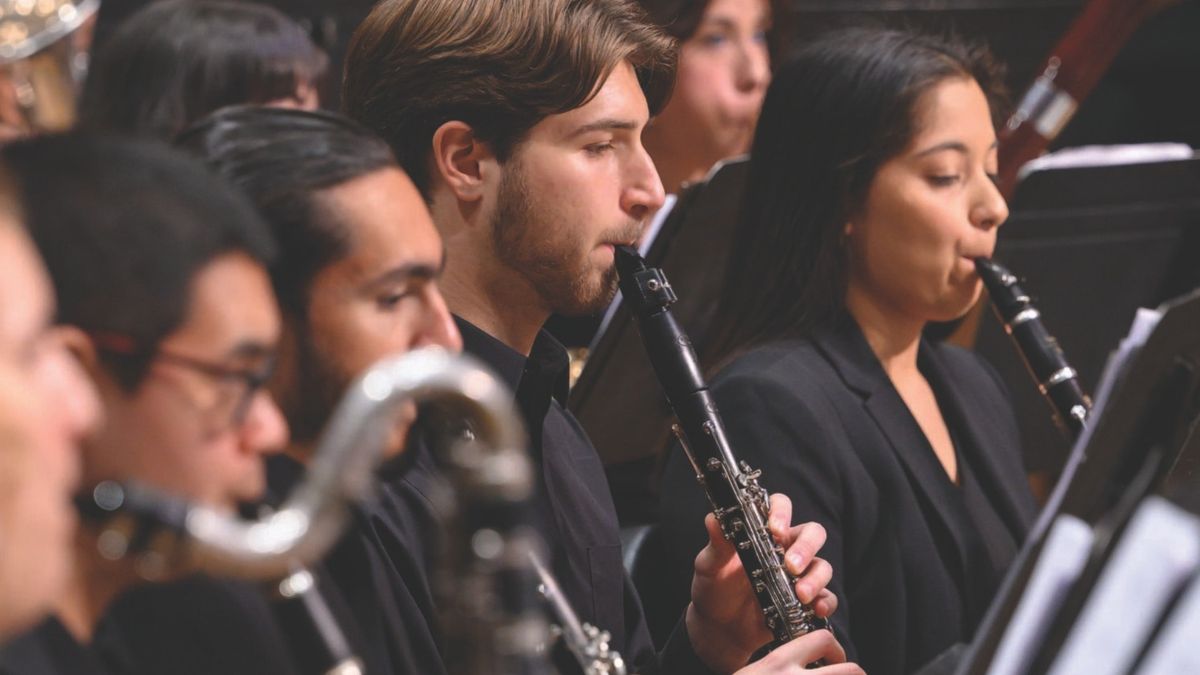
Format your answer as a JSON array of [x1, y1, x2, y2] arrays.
[[695, 512, 735, 574]]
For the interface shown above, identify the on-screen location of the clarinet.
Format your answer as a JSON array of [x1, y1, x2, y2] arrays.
[[975, 258, 1092, 440], [613, 246, 828, 656], [529, 551, 627, 675]]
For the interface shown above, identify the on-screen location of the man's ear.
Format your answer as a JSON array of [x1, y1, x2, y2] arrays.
[[56, 325, 100, 377], [430, 121, 496, 203]]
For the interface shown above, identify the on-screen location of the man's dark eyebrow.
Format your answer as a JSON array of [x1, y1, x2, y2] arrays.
[[226, 341, 276, 361], [914, 139, 999, 158], [367, 262, 441, 289], [567, 118, 640, 139]]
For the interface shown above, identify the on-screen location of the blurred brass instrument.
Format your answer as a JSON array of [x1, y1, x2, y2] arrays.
[[530, 550, 627, 675], [77, 347, 523, 577], [77, 347, 555, 674], [0, 0, 98, 134]]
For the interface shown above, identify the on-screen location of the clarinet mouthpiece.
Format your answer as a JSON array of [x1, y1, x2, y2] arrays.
[[975, 257, 1031, 321]]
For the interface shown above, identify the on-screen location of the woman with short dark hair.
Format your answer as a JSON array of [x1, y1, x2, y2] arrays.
[[79, 0, 326, 140], [656, 27, 1037, 675]]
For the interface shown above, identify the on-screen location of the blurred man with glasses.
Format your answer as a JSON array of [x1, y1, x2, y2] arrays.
[[0, 134, 288, 674]]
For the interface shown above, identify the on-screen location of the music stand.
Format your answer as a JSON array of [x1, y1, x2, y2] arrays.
[[959, 286, 1200, 674], [974, 154, 1200, 475]]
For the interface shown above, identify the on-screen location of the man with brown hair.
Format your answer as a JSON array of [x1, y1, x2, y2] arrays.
[[344, 1, 856, 673]]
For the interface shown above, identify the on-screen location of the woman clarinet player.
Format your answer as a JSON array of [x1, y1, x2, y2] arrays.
[[656, 27, 1038, 674]]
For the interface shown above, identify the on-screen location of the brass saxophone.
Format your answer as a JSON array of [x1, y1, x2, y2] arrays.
[[77, 347, 553, 675], [0, 0, 99, 134], [975, 258, 1092, 441], [613, 246, 828, 658]]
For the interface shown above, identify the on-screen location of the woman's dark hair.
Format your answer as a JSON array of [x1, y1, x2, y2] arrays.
[[79, 0, 327, 140], [176, 106, 398, 317], [1, 134, 277, 390], [704, 27, 1006, 369], [635, 0, 780, 44]]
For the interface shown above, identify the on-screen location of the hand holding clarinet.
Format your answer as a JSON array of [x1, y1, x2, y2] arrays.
[[614, 246, 853, 673]]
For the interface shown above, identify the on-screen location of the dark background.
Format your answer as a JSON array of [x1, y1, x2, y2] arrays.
[[777, 0, 1200, 150], [89, 0, 1200, 510], [91, 0, 1200, 149]]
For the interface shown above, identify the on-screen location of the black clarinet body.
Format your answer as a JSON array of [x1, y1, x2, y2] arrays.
[[975, 258, 1091, 440], [613, 246, 827, 654]]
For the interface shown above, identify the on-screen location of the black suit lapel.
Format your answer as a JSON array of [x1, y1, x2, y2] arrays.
[[813, 321, 972, 589], [921, 344, 1034, 540]]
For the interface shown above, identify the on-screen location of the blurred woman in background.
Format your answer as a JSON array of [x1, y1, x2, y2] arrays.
[[79, 0, 326, 139], [638, 0, 772, 195]]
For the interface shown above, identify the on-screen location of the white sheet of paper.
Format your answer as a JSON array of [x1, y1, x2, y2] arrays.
[[1134, 573, 1200, 674], [987, 514, 1094, 675], [1047, 497, 1200, 675]]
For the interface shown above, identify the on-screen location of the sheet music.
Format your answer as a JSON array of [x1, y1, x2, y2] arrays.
[[1017, 143, 1194, 181], [986, 514, 1094, 675], [1133, 573, 1200, 674], [1046, 496, 1200, 675], [1068, 307, 1163, 461]]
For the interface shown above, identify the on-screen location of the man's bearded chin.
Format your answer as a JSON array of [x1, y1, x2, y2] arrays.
[[554, 219, 642, 317], [548, 256, 621, 318], [490, 164, 640, 319], [282, 334, 350, 453], [591, 261, 622, 310], [287, 334, 412, 459]]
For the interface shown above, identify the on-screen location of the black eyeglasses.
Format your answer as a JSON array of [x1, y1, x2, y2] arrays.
[[153, 349, 278, 430], [90, 332, 277, 432]]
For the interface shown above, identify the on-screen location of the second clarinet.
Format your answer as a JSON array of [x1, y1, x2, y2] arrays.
[[613, 246, 827, 652], [976, 258, 1091, 440]]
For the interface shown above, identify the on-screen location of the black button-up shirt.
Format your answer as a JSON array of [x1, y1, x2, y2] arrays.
[[0, 618, 118, 675], [454, 316, 711, 675]]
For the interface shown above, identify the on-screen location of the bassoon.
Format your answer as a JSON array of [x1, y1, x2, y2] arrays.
[[994, 0, 1179, 195]]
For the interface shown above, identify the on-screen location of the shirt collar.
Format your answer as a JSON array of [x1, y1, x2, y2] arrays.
[[454, 315, 570, 407], [455, 316, 527, 391]]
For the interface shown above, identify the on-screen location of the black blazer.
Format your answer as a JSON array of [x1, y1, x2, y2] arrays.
[[655, 319, 1038, 675]]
